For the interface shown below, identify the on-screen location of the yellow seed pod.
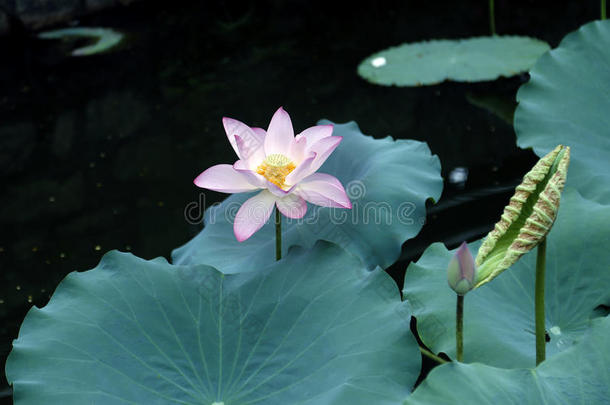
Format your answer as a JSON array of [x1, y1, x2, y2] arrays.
[[474, 145, 570, 289]]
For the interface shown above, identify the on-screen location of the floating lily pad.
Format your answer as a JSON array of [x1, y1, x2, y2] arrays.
[[515, 20, 610, 203], [173, 121, 443, 273], [358, 36, 550, 86], [404, 315, 610, 405], [402, 189, 610, 368], [38, 27, 124, 56], [7, 242, 420, 405]]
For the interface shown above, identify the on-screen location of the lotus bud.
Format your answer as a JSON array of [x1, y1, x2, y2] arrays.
[[474, 145, 570, 288], [448, 242, 476, 295]]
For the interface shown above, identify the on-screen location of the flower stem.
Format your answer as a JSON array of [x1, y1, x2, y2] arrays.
[[456, 294, 464, 362], [275, 207, 281, 261], [420, 347, 449, 364], [489, 0, 496, 35], [535, 238, 547, 365], [603, 0, 607, 20]]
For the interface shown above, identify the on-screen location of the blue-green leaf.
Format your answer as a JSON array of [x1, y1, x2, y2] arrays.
[[7, 242, 420, 405], [358, 36, 549, 86], [404, 316, 610, 405], [173, 121, 442, 273], [515, 20, 610, 203], [402, 189, 610, 368]]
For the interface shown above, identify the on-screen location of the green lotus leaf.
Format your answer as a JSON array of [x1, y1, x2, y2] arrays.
[[173, 121, 443, 273], [402, 189, 610, 368], [6, 242, 420, 404], [515, 20, 610, 203], [358, 36, 550, 87], [475, 145, 569, 288], [404, 316, 610, 405]]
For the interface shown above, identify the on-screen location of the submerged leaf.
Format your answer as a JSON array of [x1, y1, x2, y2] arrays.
[[475, 145, 570, 288], [38, 27, 124, 56], [465, 92, 516, 125]]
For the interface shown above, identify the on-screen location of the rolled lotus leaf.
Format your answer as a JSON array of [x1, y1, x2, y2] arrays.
[[474, 145, 570, 288]]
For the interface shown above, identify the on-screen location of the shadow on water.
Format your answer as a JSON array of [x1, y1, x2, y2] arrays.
[[0, 0, 599, 399]]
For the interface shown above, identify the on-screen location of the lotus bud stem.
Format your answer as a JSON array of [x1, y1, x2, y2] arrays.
[[456, 295, 464, 362], [447, 242, 476, 362], [535, 237, 547, 365], [275, 208, 281, 261]]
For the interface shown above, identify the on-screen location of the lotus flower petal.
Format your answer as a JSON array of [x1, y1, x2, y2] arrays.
[[223, 117, 264, 159], [194, 164, 259, 193], [235, 134, 265, 170], [299, 124, 334, 149], [264, 107, 294, 156], [296, 173, 351, 208], [307, 136, 343, 174], [285, 153, 317, 186], [447, 242, 476, 295], [195, 108, 351, 241], [288, 135, 308, 163], [276, 194, 308, 219], [233, 190, 276, 242]]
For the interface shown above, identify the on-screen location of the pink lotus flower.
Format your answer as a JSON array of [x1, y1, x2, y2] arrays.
[[194, 107, 352, 242]]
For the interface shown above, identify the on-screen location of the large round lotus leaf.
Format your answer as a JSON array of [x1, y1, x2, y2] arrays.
[[173, 121, 442, 273], [6, 242, 420, 405], [358, 36, 550, 86], [515, 20, 610, 203], [402, 189, 610, 368], [404, 315, 610, 405]]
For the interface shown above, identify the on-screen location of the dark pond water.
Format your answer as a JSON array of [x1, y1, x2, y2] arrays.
[[0, 0, 600, 400]]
